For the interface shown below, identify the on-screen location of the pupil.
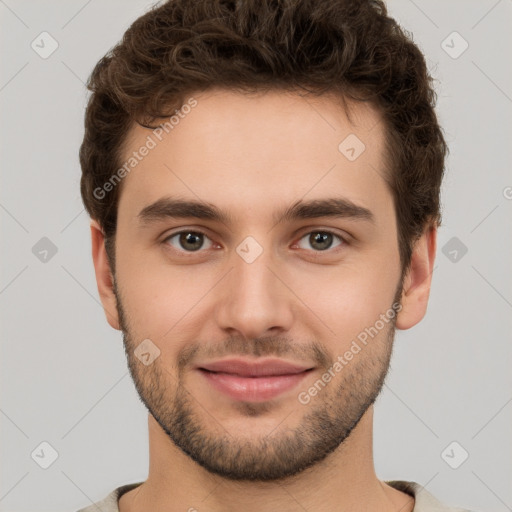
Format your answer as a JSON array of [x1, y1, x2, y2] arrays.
[[311, 232, 332, 250], [180, 232, 203, 251]]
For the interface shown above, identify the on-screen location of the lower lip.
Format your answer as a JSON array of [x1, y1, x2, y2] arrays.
[[198, 369, 311, 402]]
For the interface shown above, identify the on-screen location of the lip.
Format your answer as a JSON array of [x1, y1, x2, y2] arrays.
[[198, 358, 313, 377], [196, 358, 314, 402]]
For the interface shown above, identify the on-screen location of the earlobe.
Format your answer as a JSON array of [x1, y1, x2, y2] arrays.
[[90, 219, 121, 330], [395, 224, 437, 330]]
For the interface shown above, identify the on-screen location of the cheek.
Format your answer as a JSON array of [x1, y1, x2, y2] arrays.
[[116, 249, 218, 340], [291, 262, 398, 344]]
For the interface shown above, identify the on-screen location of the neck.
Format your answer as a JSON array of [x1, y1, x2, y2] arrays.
[[119, 407, 414, 512]]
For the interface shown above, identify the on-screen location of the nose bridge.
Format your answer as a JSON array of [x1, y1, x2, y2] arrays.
[[215, 238, 293, 337]]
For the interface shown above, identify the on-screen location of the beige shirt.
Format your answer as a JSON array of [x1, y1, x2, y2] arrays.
[[76, 480, 474, 511]]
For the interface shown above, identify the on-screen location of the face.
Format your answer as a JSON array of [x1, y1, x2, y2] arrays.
[[100, 88, 418, 481]]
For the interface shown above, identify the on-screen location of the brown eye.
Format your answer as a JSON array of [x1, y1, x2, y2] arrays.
[[296, 231, 344, 251], [164, 231, 213, 252]]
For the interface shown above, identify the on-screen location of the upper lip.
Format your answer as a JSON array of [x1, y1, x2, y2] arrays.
[[197, 358, 313, 377]]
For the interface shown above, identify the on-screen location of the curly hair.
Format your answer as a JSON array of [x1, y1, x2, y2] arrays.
[[79, 0, 448, 275]]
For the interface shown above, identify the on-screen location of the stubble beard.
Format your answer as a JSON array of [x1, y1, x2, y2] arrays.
[[114, 279, 399, 482]]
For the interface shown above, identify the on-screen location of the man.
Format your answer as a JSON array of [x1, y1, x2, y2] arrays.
[[77, 0, 473, 510]]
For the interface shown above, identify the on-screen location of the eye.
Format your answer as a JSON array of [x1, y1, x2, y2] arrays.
[[295, 230, 345, 252], [162, 229, 346, 255], [163, 231, 214, 252]]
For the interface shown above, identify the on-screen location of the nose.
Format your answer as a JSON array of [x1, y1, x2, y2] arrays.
[[214, 244, 294, 340]]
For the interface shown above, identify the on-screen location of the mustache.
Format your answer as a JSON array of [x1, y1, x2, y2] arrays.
[[176, 334, 331, 371], [114, 290, 329, 370]]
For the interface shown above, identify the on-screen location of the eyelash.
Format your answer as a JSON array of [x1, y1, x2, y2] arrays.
[[162, 229, 348, 255]]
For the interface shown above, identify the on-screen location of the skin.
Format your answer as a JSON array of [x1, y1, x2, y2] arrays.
[[90, 88, 436, 512]]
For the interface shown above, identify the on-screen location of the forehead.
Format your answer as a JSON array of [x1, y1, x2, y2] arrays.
[[116, 88, 391, 224]]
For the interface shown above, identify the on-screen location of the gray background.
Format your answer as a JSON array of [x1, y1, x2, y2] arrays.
[[1, 0, 511, 511]]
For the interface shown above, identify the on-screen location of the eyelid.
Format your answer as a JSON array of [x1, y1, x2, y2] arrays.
[[294, 226, 352, 244], [161, 226, 214, 242]]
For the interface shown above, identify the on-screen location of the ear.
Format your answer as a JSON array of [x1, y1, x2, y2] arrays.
[[395, 223, 437, 330], [90, 219, 121, 330]]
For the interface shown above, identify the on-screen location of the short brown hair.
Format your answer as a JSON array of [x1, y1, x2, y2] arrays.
[[79, 0, 448, 275]]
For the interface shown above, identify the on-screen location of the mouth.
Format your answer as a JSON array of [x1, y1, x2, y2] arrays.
[[196, 358, 314, 402]]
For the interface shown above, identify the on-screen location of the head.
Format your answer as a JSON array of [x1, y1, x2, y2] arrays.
[[81, 0, 446, 481]]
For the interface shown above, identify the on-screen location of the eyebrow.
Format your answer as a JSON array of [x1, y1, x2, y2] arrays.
[[137, 196, 375, 227]]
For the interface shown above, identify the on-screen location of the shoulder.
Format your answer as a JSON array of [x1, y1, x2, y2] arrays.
[[75, 482, 144, 512], [385, 480, 477, 512]]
